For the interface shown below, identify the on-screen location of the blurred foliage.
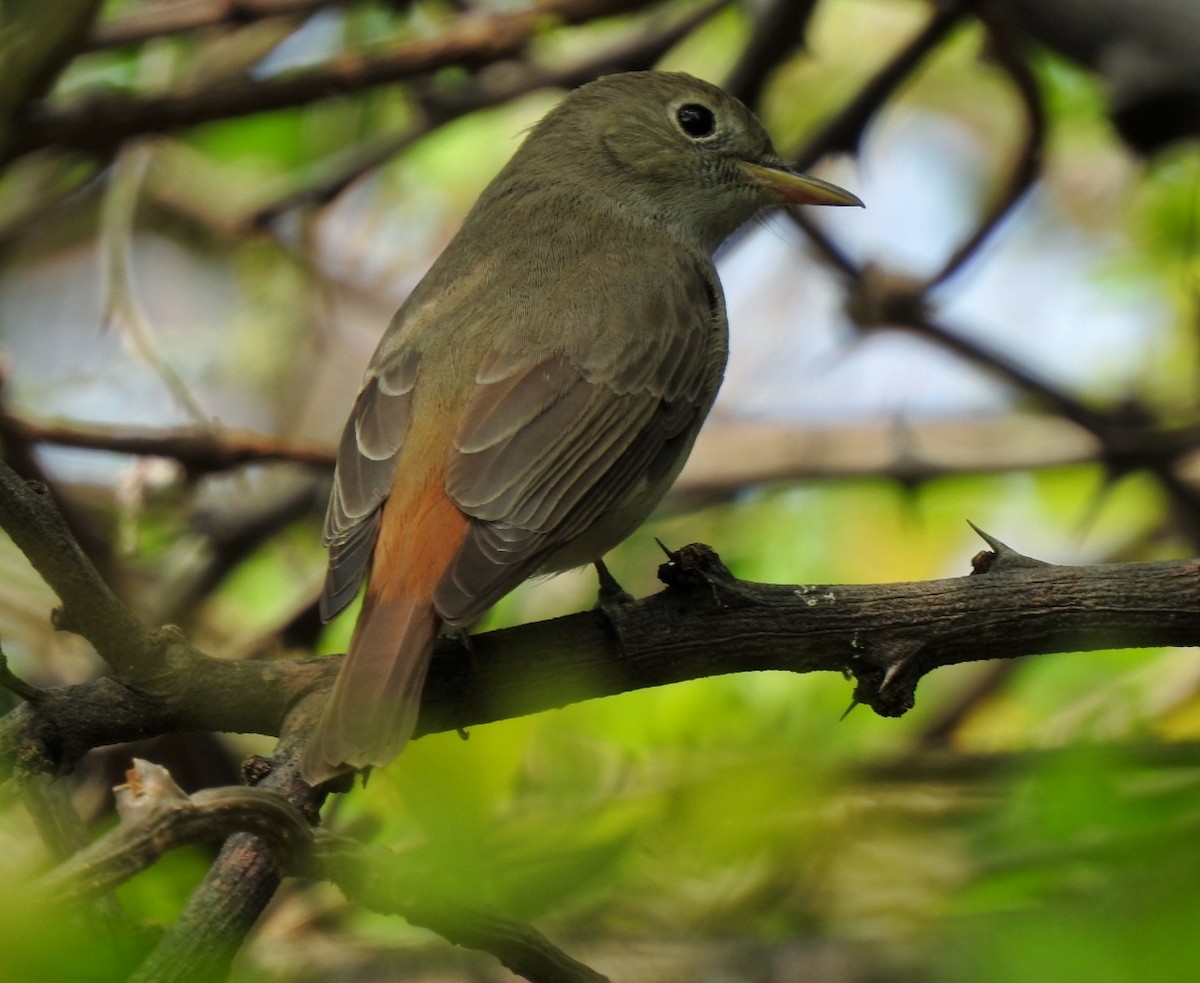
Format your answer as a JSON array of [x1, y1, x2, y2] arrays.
[[2, 0, 1200, 981]]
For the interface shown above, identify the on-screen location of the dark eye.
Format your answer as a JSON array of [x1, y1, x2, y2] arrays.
[[676, 103, 716, 139]]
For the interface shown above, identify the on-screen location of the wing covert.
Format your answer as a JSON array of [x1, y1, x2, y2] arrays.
[[437, 269, 724, 625], [320, 348, 420, 621]]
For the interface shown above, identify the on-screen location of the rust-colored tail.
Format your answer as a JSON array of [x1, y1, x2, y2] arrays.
[[301, 592, 439, 784]]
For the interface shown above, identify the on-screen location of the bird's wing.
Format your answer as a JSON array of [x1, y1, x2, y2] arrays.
[[436, 266, 723, 625], [320, 347, 420, 621]]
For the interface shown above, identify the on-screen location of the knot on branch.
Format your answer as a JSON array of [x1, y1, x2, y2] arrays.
[[134, 624, 209, 693], [844, 262, 930, 331], [242, 754, 274, 785], [657, 542, 752, 610], [1, 703, 61, 783], [847, 638, 926, 717], [30, 759, 316, 909]]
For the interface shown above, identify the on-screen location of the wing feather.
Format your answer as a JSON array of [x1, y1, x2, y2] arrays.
[[436, 265, 724, 625], [320, 348, 420, 621]]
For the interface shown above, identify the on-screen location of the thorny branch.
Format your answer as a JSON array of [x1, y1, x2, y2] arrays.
[[7, 460, 1200, 975], [5, 0, 1200, 980], [6, 453, 1200, 779]]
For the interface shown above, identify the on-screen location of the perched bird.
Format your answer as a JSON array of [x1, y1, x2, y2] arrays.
[[302, 71, 861, 784]]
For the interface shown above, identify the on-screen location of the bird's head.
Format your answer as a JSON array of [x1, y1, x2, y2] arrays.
[[513, 71, 862, 250]]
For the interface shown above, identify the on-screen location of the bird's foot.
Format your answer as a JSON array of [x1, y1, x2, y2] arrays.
[[594, 558, 635, 623], [445, 626, 473, 654]]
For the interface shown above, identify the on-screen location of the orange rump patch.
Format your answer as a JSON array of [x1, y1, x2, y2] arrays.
[[370, 472, 469, 604]]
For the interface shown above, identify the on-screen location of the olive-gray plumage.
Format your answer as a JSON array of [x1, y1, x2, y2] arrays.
[[303, 71, 861, 784]]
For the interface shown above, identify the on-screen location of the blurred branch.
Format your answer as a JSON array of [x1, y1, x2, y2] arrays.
[[125, 718, 325, 983], [839, 268, 1200, 534], [677, 414, 1101, 497], [31, 758, 313, 906], [0, 457, 321, 780], [901, 312, 1200, 529], [0, 0, 104, 116], [101, 142, 211, 426], [722, 0, 819, 107], [322, 836, 614, 983], [791, 0, 969, 170], [86, 0, 363, 51], [991, 0, 1200, 154], [781, 0, 1200, 540], [21, 770, 132, 943], [1, 407, 1121, 491], [34, 755, 608, 982], [915, 660, 1019, 748], [0, 380, 126, 577], [0, 156, 100, 260], [7, 0, 665, 163], [250, 0, 729, 225], [928, 1, 1046, 288], [0, 460, 159, 679], [1, 411, 334, 474]]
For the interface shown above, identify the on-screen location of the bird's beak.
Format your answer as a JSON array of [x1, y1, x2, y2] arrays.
[[741, 161, 863, 207]]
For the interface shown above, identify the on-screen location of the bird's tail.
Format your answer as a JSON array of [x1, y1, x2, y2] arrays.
[[301, 592, 439, 784]]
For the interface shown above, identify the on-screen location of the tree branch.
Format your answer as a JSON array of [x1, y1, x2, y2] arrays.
[[31, 758, 313, 906], [0, 463, 158, 679], [34, 756, 607, 983], [6, 444, 1200, 783], [86, 0, 363, 51], [791, 0, 969, 170], [0, 412, 334, 475], [6, 444, 1200, 978], [320, 835, 613, 983], [8, 0, 665, 162], [124, 726, 324, 983], [249, 0, 728, 225], [927, 2, 1047, 288]]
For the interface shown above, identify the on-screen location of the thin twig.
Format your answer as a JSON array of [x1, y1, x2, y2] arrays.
[[250, 0, 729, 225], [9, 0, 665, 161], [723, 0, 819, 107], [927, 3, 1047, 288], [86, 0, 367, 50], [790, 0, 969, 171], [31, 759, 314, 906], [1, 412, 335, 473]]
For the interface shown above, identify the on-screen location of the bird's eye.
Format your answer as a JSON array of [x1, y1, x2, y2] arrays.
[[676, 103, 717, 139]]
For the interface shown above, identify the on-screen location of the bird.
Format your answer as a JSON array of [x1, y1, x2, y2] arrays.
[[301, 71, 861, 784]]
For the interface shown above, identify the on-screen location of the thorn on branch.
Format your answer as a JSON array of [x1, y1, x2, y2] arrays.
[[594, 558, 634, 610], [967, 521, 1052, 573], [656, 542, 748, 610]]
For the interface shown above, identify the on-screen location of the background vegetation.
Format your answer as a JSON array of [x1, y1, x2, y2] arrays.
[[1, 0, 1199, 980]]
